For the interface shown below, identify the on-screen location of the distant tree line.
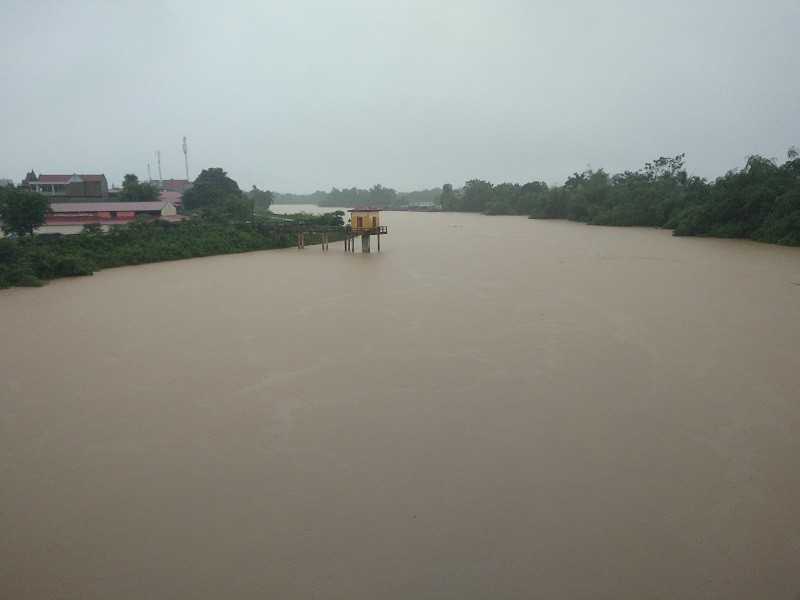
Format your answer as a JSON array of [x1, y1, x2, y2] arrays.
[[439, 149, 800, 246], [439, 180, 549, 215], [274, 190, 329, 205], [275, 185, 442, 208]]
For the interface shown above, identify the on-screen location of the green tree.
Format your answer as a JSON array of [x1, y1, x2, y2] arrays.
[[0, 185, 52, 237], [515, 181, 548, 215], [368, 184, 397, 207], [461, 179, 494, 212], [439, 183, 457, 210], [246, 185, 275, 209], [222, 194, 252, 221], [182, 168, 242, 211], [321, 187, 370, 207], [483, 182, 519, 215], [122, 173, 138, 187], [529, 186, 568, 219], [195, 168, 241, 196], [118, 173, 159, 202], [674, 152, 800, 243]]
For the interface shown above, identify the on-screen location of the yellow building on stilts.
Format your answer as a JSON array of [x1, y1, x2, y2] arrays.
[[346, 205, 386, 252]]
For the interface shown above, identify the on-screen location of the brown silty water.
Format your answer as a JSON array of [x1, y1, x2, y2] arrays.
[[1, 210, 799, 599]]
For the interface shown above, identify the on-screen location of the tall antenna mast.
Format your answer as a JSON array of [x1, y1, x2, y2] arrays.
[[182, 136, 189, 181], [156, 150, 162, 188]]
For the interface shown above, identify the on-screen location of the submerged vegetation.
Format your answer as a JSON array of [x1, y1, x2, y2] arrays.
[[440, 150, 800, 246], [0, 212, 343, 290]]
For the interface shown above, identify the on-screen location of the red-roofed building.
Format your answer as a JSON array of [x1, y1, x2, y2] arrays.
[[41, 201, 181, 234], [158, 190, 183, 206], [23, 171, 109, 200], [151, 178, 191, 193]]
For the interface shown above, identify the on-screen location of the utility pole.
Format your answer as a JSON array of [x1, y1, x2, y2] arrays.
[[182, 136, 189, 181]]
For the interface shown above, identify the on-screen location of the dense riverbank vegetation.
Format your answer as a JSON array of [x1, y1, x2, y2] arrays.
[[439, 150, 800, 246], [0, 212, 343, 289], [277, 185, 441, 208], [0, 166, 350, 289]]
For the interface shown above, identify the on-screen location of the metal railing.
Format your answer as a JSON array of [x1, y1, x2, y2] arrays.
[[349, 225, 388, 234], [257, 223, 387, 235]]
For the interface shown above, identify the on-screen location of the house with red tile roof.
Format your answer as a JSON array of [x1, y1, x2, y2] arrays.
[[23, 171, 109, 201], [158, 190, 183, 205], [150, 178, 191, 193]]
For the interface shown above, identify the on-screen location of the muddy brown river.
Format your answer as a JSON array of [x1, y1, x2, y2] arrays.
[[1, 209, 799, 599]]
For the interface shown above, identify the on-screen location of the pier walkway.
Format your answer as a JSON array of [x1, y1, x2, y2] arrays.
[[256, 222, 387, 252]]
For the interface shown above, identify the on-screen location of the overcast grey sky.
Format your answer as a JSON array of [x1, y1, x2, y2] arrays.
[[2, 1, 799, 193]]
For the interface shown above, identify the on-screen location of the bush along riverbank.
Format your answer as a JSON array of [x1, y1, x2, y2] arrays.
[[439, 151, 800, 247], [0, 212, 344, 289], [528, 153, 800, 246]]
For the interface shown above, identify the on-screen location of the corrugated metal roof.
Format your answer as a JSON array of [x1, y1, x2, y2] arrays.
[[51, 202, 171, 213]]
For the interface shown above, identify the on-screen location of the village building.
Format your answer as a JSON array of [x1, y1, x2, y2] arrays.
[[158, 190, 183, 207], [150, 178, 192, 193], [348, 205, 382, 232], [22, 171, 109, 201], [42, 201, 181, 234], [346, 205, 385, 252]]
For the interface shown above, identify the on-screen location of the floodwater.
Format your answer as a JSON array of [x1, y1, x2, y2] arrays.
[[1, 209, 799, 599]]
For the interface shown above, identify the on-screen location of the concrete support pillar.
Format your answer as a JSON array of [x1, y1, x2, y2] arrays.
[[361, 234, 370, 253]]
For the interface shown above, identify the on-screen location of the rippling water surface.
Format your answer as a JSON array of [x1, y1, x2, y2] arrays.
[[2, 210, 799, 598]]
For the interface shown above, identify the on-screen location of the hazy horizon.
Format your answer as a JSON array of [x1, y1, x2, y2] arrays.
[[2, 1, 799, 194]]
